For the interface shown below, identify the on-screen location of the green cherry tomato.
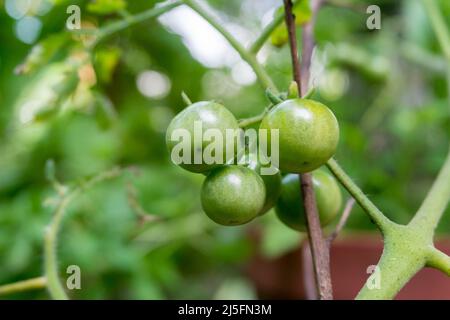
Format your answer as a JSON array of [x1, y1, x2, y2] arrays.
[[275, 170, 342, 232], [260, 99, 339, 173], [201, 165, 266, 226], [166, 101, 240, 173], [245, 152, 282, 215]]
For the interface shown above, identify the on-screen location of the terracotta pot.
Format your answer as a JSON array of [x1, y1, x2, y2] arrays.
[[246, 233, 450, 299]]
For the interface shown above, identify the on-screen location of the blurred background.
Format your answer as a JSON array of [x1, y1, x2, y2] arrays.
[[0, 0, 449, 299]]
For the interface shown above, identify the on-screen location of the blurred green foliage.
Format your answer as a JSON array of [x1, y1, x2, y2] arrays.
[[0, 0, 449, 299]]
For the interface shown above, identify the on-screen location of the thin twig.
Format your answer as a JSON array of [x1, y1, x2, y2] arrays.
[[94, 0, 183, 45], [184, 0, 277, 91], [326, 158, 395, 232], [0, 277, 47, 296], [44, 166, 125, 300], [126, 182, 162, 225], [249, 1, 302, 54], [327, 198, 355, 245], [283, 0, 332, 300], [283, 0, 302, 96]]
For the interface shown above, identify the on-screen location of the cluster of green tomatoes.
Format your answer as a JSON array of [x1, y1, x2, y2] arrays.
[[166, 97, 342, 231]]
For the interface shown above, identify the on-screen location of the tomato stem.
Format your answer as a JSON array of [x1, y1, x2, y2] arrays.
[[0, 277, 47, 296]]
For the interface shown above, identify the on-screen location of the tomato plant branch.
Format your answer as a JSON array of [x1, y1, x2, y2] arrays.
[[183, 0, 277, 92], [421, 0, 450, 61], [0, 277, 47, 296], [44, 166, 124, 299], [427, 247, 450, 276], [249, 1, 302, 55], [409, 147, 450, 234], [326, 158, 394, 233], [94, 0, 183, 45], [238, 112, 267, 128], [327, 198, 355, 245], [283, 0, 333, 300], [249, 8, 285, 54]]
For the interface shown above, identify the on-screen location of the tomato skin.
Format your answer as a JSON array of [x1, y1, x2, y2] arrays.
[[245, 152, 282, 215], [166, 101, 240, 173], [201, 165, 266, 226], [275, 171, 342, 231], [260, 99, 339, 173]]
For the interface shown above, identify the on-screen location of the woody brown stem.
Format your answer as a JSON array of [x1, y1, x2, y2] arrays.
[[283, 0, 332, 300]]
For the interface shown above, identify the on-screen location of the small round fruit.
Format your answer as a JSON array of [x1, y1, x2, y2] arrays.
[[166, 101, 240, 173], [275, 171, 342, 231], [260, 99, 339, 173], [201, 166, 266, 226], [245, 152, 282, 215]]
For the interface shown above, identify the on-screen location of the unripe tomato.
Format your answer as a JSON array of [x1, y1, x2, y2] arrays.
[[201, 165, 266, 226], [166, 101, 240, 173], [260, 99, 339, 173], [275, 171, 342, 231], [245, 152, 282, 215]]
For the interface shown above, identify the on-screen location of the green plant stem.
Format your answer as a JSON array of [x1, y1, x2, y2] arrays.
[[249, 9, 285, 54], [356, 228, 427, 299], [44, 167, 124, 300], [409, 146, 450, 234], [326, 158, 394, 233], [183, 0, 277, 92], [427, 247, 450, 276], [422, 0, 450, 60], [249, 0, 313, 54], [238, 112, 267, 128], [94, 0, 183, 45], [401, 42, 447, 74], [0, 277, 47, 296]]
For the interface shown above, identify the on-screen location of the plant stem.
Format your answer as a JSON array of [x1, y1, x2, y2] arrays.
[[0, 277, 47, 296], [283, 0, 333, 300], [94, 0, 183, 45], [409, 2, 450, 235], [183, 0, 277, 92], [326, 158, 394, 232], [44, 167, 124, 300], [238, 112, 267, 128], [421, 0, 450, 61], [249, 8, 285, 54], [409, 145, 450, 234], [327, 197, 355, 245], [356, 231, 426, 300], [249, 0, 302, 55], [427, 248, 450, 276], [400, 42, 447, 74], [284, 0, 302, 97]]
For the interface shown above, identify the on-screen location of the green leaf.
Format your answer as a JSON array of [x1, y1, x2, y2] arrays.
[[87, 0, 127, 15]]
